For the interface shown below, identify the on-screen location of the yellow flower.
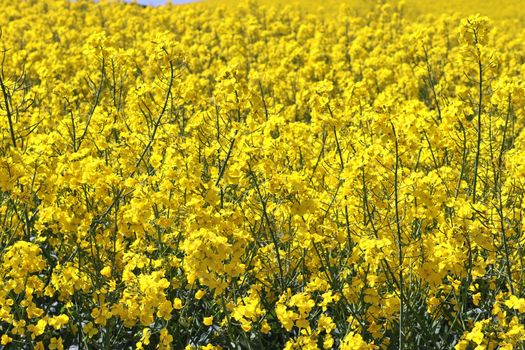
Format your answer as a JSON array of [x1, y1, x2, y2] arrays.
[[49, 337, 64, 350], [28, 319, 47, 339], [472, 293, 481, 306], [504, 295, 525, 312], [1, 335, 12, 346], [261, 319, 271, 334], [159, 328, 173, 348], [83, 322, 99, 338], [203, 316, 214, 326], [195, 289, 206, 300], [100, 266, 112, 278], [48, 314, 69, 330], [173, 297, 183, 310], [157, 300, 173, 321], [141, 328, 151, 346], [464, 320, 488, 346]]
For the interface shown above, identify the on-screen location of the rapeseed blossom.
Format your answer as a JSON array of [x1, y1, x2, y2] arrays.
[[1, 0, 525, 348]]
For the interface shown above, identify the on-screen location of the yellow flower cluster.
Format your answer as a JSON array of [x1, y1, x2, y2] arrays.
[[1, 0, 525, 348]]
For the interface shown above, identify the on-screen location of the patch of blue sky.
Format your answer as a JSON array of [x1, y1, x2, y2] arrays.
[[125, 0, 197, 5]]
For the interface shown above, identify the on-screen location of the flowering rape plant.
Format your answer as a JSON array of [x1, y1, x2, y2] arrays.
[[1, 0, 525, 349]]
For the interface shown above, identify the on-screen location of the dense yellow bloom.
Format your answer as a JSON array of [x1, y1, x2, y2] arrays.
[[1, 0, 525, 348]]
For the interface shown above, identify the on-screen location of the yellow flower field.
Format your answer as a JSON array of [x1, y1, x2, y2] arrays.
[[1, 0, 525, 348]]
